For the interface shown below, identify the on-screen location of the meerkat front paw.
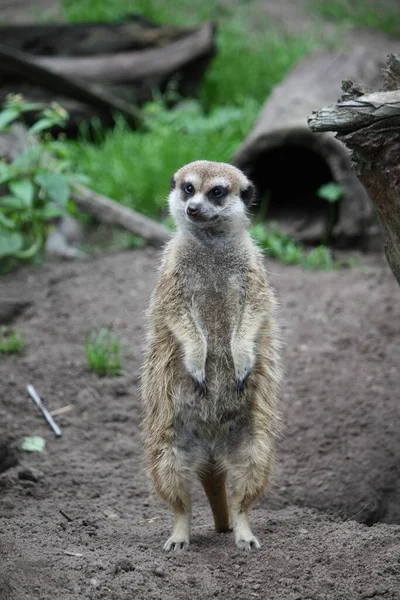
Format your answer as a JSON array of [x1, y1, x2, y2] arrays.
[[163, 535, 190, 552], [231, 341, 255, 393], [236, 369, 251, 393], [191, 374, 207, 397]]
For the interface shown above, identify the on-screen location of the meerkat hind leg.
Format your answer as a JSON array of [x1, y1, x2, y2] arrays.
[[229, 445, 273, 551], [199, 467, 230, 533], [163, 500, 192, 551], [153, 449, 192, 551]]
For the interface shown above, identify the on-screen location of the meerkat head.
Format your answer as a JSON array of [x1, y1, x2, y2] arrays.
[[168, 160, 255, 236]]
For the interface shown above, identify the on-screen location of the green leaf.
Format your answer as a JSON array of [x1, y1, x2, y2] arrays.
[[0, 162, 13, 184], [0, 211, 16, 229], [0, 108, 19, 129], [21, 436, 46, 452], [13, 146, 42, 167], [29, 118, 54, 134], [20, 102, 43, 112], [0, 229, 23, 257], [37, 203, 65, 220], [34, 172, 70, 205], [317, 182, 343, 203], [9, 179, 35, 207], [0, 195, 26, 210]]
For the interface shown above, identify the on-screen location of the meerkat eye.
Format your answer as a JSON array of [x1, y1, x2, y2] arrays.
[[183, 183, 195, 195], [211, 186, 224, 198]]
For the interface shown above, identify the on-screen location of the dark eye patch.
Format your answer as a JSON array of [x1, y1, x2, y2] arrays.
[[207, 186, 228, 204], [181, 182, 195, 197]]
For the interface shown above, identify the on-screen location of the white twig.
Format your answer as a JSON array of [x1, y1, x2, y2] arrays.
[[27, 384, 62, 437]]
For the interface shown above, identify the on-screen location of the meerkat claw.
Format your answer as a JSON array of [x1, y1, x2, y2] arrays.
[[163, 537, 190, 552], [192, 377, 207, 397], [236, 372, 250, 393]]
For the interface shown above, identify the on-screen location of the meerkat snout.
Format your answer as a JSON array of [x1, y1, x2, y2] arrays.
[[186, 201, 201, 217]]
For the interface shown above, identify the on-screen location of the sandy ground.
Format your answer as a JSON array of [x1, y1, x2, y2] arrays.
[[1, 1, 400, 598], [1, 248, 399, 599]]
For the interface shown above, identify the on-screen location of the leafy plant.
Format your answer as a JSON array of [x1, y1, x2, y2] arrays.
[[317, 182, 343, 203], [0, 94, 79, 273], [251, 222, 336, 270], [0, 326, 24, 354], [317, 181, 343, 241], [85, 328, 123, 376]]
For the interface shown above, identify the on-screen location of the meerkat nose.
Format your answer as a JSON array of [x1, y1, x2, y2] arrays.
[[187, 203, 200, 216]]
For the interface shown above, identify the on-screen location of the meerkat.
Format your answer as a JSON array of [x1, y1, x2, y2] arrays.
[[141, 160, 281, 552]]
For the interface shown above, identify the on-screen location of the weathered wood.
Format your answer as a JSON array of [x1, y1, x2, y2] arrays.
[[231, 45, 399, 244], [308, 54, 400, 284], [0, 17, 216, 133], [31, 23, 214, 84], [0, 17, 200, 56], [71, 183, 171, 248], [309, 90, 400, 132], [0, 44, 142, 128]]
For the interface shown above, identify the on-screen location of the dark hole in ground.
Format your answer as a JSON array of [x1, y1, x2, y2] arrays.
[[246, 145, 340, 244], [0, 441, 18, 474]]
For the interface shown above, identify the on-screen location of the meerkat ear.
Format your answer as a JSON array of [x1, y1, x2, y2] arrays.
[[170, 176, 176, 191], [241, 183, 255, 205]]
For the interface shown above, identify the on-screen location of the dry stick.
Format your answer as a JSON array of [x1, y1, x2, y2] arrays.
[[0, 44, 142, 128], [50, 405, 73, 416], [60, 509, 73, 523], [71, 182, 171, 248], [27, 384, 62, 437]]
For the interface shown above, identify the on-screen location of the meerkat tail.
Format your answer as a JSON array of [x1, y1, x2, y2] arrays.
[[200, 468, 230, 533]]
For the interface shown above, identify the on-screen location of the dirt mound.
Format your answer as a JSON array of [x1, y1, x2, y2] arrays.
[[0, 249, 399, 599]]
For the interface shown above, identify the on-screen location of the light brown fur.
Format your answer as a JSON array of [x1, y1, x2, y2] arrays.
[[141, 160, 282, 551]]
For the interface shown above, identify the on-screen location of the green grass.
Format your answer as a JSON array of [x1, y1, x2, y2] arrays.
[[62, 0, 316, 110], [60, 0, 343, 271], [61, 0, 317, 216], [251, 223, 335, 270], [85, 328, 122, 376], [310, 0, 400, 37], [66, 99, 257, 216], [0, 327, 24, 354]]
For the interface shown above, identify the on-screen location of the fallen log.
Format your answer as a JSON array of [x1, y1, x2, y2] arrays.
[[31, 23, 215, 84], [0, 44, 141, 128], [231, 44, 399, 245], [0, 16, 216, 133], [308, 54, 400, 285], [71, 183, 171, 248], [0, 16, 203, 56]]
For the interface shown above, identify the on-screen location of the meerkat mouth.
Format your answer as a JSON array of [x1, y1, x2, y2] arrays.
[[186, 213, 220, 224]]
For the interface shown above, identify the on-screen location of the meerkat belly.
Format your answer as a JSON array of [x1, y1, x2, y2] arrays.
[[173, 273, 251, 458]]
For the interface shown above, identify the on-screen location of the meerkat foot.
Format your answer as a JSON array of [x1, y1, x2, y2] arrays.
[[235, 534, 260, 552], [163, 508, 191, 552], [163, 535, 190, 552], [233, 512, 261, 551]]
